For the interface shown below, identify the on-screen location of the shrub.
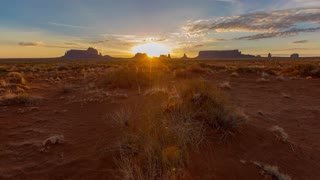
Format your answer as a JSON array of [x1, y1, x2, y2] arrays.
[[178, 80, 246, 133], [283, 63, 320, 77], [113, 107, 191, 180], [0, 66, 8, 73], [101, 67, 154, 90], [174, 69, 193, 79], [0, 93, 41, 106], [6, 72, 26, 84], [59, 84, 75, 94]]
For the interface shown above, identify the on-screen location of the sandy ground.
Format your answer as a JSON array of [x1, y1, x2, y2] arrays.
[[0, 60, 320, 179]]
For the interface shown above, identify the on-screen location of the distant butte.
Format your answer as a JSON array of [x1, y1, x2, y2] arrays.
[[62, 47, 112, 59], [196, 50, 255, 60]]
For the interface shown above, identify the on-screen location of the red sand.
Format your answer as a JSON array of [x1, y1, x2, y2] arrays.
[[1, 64, 320, 179]]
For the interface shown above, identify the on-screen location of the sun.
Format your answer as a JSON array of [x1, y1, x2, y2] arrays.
[[132, 42, 170, 57]]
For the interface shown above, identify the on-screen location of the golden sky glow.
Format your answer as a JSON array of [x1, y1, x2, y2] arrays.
[[132, 43, 170, 57]]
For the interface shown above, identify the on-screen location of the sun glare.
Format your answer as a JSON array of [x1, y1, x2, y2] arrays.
[[132, 42, 170, 57]]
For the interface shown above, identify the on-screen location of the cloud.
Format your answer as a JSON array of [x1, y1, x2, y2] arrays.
[[48, 22, 92, 29], [194, 44, 204, 48], [64, 42, 79, 45], [292, 40, 309, 44], [89, 40, 110, 44], [18, 41, 44, 46], [19, 41, 83, 49], [235, 27, 320, 40], [183, 8, 320, 40]]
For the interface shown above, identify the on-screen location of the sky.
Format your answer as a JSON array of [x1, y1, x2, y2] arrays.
[[0, 0, 320, 58]]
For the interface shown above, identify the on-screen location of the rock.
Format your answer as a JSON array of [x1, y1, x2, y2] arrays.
[[42, 135, 64, 147], [63, 47, 102, 59], [231, 72, 239, 77], [197, 50, 255, 60]]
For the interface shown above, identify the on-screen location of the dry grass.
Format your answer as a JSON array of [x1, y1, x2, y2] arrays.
[[6, 72, 26, 84], [282, 63, 320, 78], [144, 87, 168, 96], [178, 80, 246, 134], [101, 66, 162, 90], [59, 84, 76, 94], [114, 109, 191, 180], [174, 64, 208, 79], [0, 93, 41, 106], [113, 79, 246, 179]]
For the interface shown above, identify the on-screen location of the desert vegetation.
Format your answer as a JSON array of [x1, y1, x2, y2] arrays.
[[1, 58, 319, 180]]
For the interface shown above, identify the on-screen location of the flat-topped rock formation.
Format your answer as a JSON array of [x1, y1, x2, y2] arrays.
[[63, 47, 102, 59], [196, 50, 255, 59]]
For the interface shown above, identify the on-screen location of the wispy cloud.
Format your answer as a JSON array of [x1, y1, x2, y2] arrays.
[[235, 27, 320, 40], [48, 22, 92, 29], [18, 41, 83, 49], [292, 40, 309, 44], [183, 8, 320, 40], [18, 41, 44, 46], [194, 44, 204, 48]]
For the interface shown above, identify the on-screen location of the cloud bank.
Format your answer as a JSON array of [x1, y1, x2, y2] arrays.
[[183, 8, 320, 40]]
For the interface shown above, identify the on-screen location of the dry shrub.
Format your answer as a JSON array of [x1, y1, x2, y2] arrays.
[[283, 63, 320, 78], [0, 93, 41, 106], [188, 64, 208, 74], [113, 79, 245, 179], [174, 65, 208, 79], [144, 87, 168, 96], [0, 79, 7, 87], [113, 106, 195, 180], [174, 69, 193, 79], [6, 72, 26, 84], [101, 67, 156, 90], [0, 66, 8, 73], [236, 66, 275, 75], [198, 63, 226, 71], [177, 80, 246, 134], [59, 84, 75, 94]]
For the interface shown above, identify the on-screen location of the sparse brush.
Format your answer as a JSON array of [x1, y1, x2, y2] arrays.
[[108, 107, 134, 128], [101, 67, 155, 90], [114, 108, 190, 180], [174, 69, 193, 79], [0, 66, 8, 73], [0, 79, 7, 87], [144, 87, 168, 96], [252, 161, 292, 180], [59, 84, 75, 94], [270, 125, 289, 142], [178, 79, 246, 134], [0, 93, 42, 106], [188, 64, 207, 74], [283, 63, 320, 78], [6, 72, 26, 84]]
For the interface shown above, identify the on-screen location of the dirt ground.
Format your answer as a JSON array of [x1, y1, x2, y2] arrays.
[[0, 59, 320, 180]]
